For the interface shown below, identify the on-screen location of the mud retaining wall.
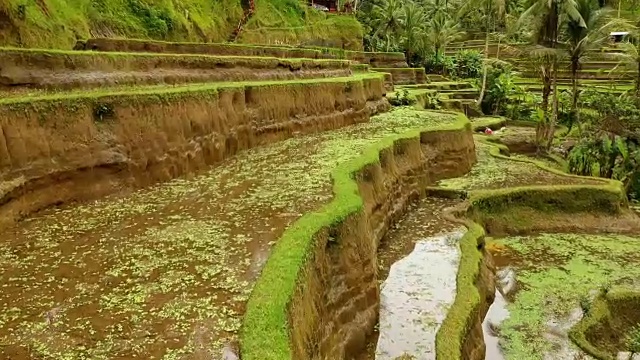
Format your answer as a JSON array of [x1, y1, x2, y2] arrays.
[[241, 116, 477, 359], [0, 49, 352, 91], [0, 75, 389, 227], [372, 68, 428, 86], [569, 288, 640, 360], [80, 38, 330, 59]]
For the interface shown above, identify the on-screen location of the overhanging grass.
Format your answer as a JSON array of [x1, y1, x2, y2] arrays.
[[0, 73, 384, 107], [241, 113, 471, 360]]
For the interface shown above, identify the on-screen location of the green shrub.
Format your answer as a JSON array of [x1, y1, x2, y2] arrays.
[[425, 54, 456, 76], [453, 50, 483, 79], [389, 89, 417, 106]]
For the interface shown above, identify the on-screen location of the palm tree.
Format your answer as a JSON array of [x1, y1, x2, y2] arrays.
[[401, 2, 427, 64], [519, 0, 584, 152], [370, 0, 404, 51], [562, 0, 615, 130], [458, 0, 506, 105], [612, 29, 640, 96], [427, 11, 465, 59]]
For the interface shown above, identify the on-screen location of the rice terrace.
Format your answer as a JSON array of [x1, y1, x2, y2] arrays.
[[1, 0, 640, 359]]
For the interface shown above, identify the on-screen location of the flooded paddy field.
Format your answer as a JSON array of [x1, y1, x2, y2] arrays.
[[438, 140, 599, 191], [485, 233, 640, 360], [0, 108, 458, 359]]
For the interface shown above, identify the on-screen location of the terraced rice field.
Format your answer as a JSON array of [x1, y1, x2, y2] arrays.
[[0, 108, 458, 359], [438, 139, 600, 190], [487, 233, 640, 359]]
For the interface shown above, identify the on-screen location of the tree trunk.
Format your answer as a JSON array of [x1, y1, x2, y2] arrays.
[[537, 67, 552, 153], [570, 59, 580, 133], [546, 59, 559, 152], [477, 30, 491, 106], [636, 61, 640, 97]]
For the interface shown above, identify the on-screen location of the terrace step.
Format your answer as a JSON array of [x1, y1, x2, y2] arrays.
[[0, 48, 353, 93], [371, 68, 427, 86], [77, 38, 411, 68]]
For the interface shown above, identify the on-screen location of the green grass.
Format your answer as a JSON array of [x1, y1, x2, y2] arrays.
[[0, 0, 244, 48], [569, 288, 640, 360], [239, 4, 363, 50], [241, 110, 470, 360]]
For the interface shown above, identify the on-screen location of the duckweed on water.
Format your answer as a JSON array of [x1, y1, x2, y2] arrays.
[[0, 107, 456, 358], [438, 140, 593, 190], [491, 233, 640, 360]]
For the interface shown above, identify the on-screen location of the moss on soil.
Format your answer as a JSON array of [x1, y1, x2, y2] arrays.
[[241, 109, 469, 360], [570, 288, 640, 360], [0, 107, 461, 359], [489, 233, 640, 360]]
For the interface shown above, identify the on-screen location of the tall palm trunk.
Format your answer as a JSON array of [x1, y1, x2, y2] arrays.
[[537, 67, 552, 153], [477, 31, 490, 106], [546, 59, 559, 151], [636, 61, 640, 97], [570, 59, 580, 132]]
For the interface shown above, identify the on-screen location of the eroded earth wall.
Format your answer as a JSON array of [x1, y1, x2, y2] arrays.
[[287, 123, 477, 359], [0, 77, 388, 227]]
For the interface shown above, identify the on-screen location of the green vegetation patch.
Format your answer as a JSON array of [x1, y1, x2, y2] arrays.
[[489, 234, 640, 360], [438, 138, 599, 191], [0, 107, 461, 359], [241, 109, 468, 360], [0, 0, 244, 48], [570, 288, 640, 360]]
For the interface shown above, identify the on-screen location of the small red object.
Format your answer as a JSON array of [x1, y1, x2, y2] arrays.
[[484, 128, 493, 135]]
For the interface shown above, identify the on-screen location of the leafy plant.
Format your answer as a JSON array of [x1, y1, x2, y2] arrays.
[[628, 325, 640, 358], [453, 49, 483, 78], [389, 88, 417, 106]]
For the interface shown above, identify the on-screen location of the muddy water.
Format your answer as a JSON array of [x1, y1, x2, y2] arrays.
[[359, 197, 463, 359], [0, 108, 460, 359], [376, 230, 465, 359], [485, 234, 640, 360]]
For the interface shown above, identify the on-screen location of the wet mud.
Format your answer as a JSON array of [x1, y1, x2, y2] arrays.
[[0, 109, 459, 359]]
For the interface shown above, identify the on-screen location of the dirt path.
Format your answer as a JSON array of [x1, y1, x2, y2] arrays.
[[0, 108, 458, 359]]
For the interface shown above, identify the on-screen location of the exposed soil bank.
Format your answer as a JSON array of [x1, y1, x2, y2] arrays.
[[0, 49, 352, 92], [79, 38, 409, 68], [487, 233, 640, 360], [0, 108, 457, 359], [0, 75, 387, 227], [268, 117, 477, 359], [372, 68, 427, 86]]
